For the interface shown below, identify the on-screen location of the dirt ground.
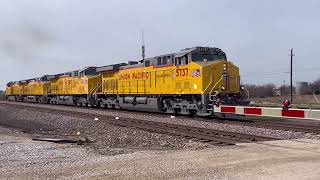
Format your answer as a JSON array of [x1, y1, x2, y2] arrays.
[[1, 126, 320, 180], [252, 95, 320, 109]]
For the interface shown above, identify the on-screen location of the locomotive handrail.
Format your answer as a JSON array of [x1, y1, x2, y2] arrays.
[[87, 83, 102, 101], [88, 87, 95, 94], [45, 86, 52, 95], [203, 74, 214, 93], [209, 77, 223, 95], [88, 83, 102, 96], [209, 77, 223, 101]]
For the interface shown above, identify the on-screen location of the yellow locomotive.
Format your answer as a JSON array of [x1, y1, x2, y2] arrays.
[[5, 47, 247, 116]]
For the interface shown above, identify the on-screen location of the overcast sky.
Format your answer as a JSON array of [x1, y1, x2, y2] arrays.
[[1, 0, 320, 89]]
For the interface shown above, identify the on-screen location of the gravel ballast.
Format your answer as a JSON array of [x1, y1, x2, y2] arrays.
[[0, 104, 212, 156]]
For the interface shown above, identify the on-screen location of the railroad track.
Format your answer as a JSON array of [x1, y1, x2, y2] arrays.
[[2, 101, 320, 135], [0, 102, 279, 145]]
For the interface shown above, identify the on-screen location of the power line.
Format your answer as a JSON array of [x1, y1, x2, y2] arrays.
[[241, 71, 289, 77], [241, 67, 320, 77]]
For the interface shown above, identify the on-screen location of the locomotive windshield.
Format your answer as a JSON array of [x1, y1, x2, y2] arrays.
[[191, 52, 227, 62]]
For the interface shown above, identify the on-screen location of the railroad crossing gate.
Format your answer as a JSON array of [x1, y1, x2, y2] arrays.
[[213, 105, 320, 121]]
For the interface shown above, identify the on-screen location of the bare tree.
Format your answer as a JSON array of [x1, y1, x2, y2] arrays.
[[310, 78, 320, 94], [279, 85, 297, 95], [0, 90, 4, 100], [244, 84, 276, 98]]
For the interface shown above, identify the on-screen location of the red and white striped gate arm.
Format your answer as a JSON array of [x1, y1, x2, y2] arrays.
[[213, 105, 320, 120]]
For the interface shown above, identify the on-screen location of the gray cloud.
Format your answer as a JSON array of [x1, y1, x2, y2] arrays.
[[1, 24, 53, 63]]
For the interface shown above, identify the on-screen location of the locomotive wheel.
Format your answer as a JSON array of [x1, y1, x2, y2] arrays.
[[100, 102, 106, 108], [189, 109, 197, 116], [75, 99, 81, 107]]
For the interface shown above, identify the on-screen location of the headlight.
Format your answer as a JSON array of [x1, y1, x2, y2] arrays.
[[240, 86, 245, 90], [221, 86, 225, 90]]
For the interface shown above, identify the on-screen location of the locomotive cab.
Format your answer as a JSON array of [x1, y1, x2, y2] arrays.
[[174, 47, 226, 65], [173, 47, 243, 107], [146, 46, 245, 115], [192, 47, 244, 106]]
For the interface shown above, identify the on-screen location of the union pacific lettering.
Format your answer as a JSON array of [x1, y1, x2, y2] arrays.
[[119, 72, 150, 80], [119, 73, 131, 80]]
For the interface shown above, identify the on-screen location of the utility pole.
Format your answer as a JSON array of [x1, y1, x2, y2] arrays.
[[290, 48, 295, 103]]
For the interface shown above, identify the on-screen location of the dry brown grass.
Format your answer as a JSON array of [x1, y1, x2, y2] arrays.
[[251, 95, 320, 109]]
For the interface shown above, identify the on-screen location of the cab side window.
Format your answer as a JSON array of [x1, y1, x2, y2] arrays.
[[157, 57, 162, 65], [167, 56, 172, 64], [162, 56, 167, 65], [175, 55, 189, 66], [181, 55, 188, 65]]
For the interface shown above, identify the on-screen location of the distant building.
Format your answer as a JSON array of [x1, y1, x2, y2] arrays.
[[296, 81, 309, 95]]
